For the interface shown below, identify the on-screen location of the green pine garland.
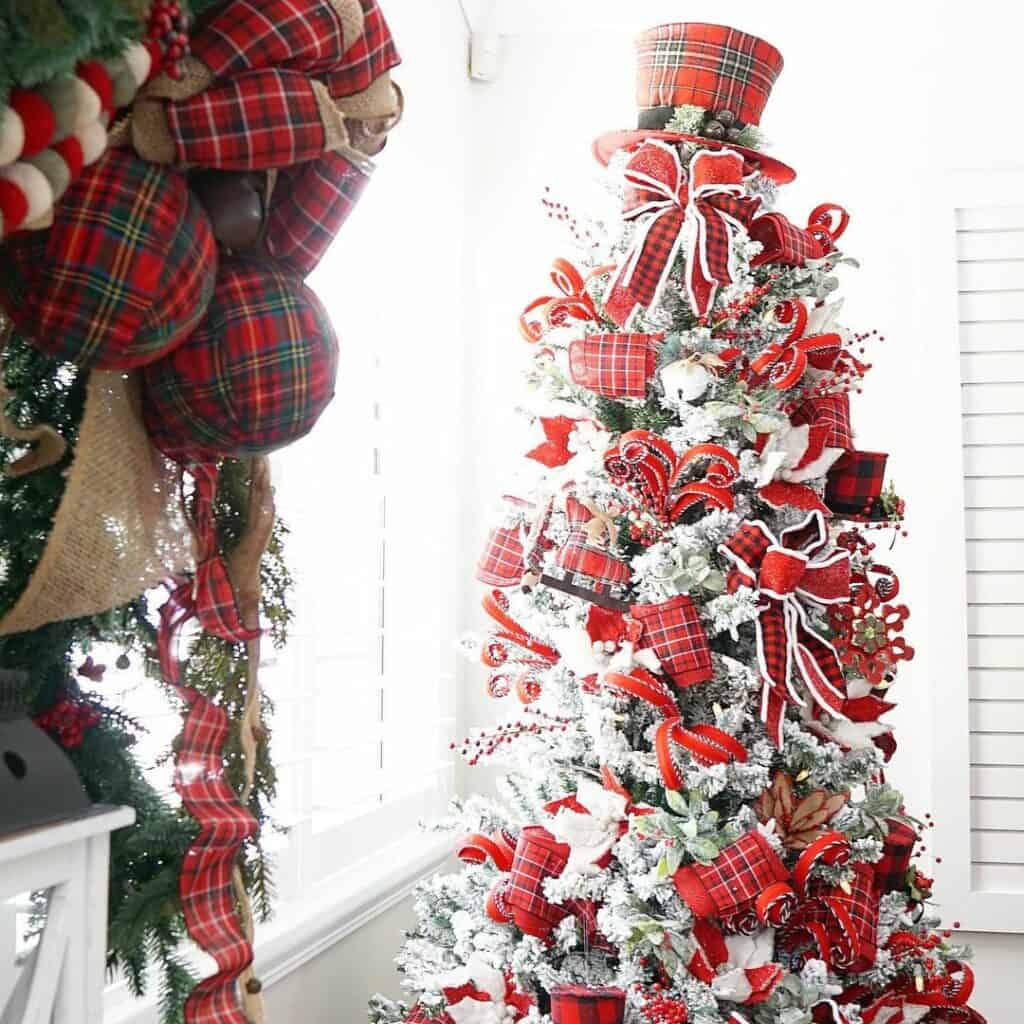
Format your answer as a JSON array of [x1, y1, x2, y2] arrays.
[[0, 327, 293, 1022]]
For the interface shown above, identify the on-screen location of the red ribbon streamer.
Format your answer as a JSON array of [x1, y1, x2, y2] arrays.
[[157, 464, 262, 1024], [655, 717, 748, 790], [719, 510, 851, 746]]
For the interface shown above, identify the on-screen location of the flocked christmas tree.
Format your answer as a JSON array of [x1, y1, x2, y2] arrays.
[[370, 23, 987, 1024]]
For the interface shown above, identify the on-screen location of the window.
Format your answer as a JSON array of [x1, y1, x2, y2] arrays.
[[927, 169, 1024, 932]]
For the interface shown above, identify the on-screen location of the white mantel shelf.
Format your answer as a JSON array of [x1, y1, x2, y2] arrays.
[[0, 804, 135, 1024]]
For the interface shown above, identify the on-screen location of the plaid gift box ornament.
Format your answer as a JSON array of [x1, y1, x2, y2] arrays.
[[143, 259, 339, 463], [550, 985, 626, 1024], [542, 496, 632, 610], [874, 818, 918, 894], [0, 148, 217, 369], [631, 595, 714, 687], [673, 829, 792, 924], [568, 333, 662, 398], [505, 825, 572, 938], [593, 23, 793, 185], [825, 450, 888, 519]]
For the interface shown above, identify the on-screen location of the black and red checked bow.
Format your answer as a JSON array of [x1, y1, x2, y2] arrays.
[[604, 141, 689, 326], [683, 148, 761, 317], [158, 464, 262, 1024], [719, 510, 851, 746]]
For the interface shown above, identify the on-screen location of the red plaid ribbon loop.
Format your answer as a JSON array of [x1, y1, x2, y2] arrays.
[[720, 511, 851, 746], [683, 148, 761, 316], [568, 332, 662, 398], [155, 465, 266, 1024]]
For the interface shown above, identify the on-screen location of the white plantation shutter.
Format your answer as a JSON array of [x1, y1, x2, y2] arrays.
[[927, 170, 1024, 931]]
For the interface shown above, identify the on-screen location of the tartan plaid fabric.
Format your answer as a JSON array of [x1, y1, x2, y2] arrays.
[[874, 819, 918, 894], [167, 68, 331, 170], [568, 333, 660, 398], [674, 830, 789, 921], [325, 0, 401, 99], [791, 394, 853, 451], [723, 521, 772, 578], [825, 450, 888, 516], [157, 581, 259, 1024], [564, 898, 616, 953], [749, 212, 825, 267], [143, 260, 339, 463], [0, 148, 216, 369], [550, 986, 627, 1024], [635, 23, 783, 125], [631, 595, 714, 687], [265, 150, 369, 276], [192, 0, 400, 100], [476, 523, 526, 588], [552, 503, 632, 600], [506, 825, 571, 938]]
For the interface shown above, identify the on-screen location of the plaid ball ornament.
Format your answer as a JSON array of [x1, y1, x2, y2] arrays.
[[550, 985, 626, 1024], [674, 830, 790, 922], [506, 825, 571, 938], [0, 148, 217, 369], [143, 260, 338, 462]]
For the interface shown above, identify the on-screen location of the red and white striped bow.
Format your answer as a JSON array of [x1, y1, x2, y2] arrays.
[[720, 510, 851, 746]]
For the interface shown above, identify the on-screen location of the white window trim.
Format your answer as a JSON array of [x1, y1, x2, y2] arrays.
[[103, 829, 451, 1024], [924, 165, 1024, 933]]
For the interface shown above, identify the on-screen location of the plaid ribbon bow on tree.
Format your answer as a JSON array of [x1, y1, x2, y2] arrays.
[[719, 510, 851, 746], [605, 141, 760, 325]]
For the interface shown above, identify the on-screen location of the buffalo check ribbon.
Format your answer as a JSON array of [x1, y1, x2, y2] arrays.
[[158, 465, 262, 1024], [604, 140, 690, 326], [683, 148, 761, 317], [719, 510, 851, 746]]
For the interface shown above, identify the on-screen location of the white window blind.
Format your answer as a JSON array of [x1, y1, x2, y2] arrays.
[[929, 171, 1024, 931], [959, 204, 1024, 895]]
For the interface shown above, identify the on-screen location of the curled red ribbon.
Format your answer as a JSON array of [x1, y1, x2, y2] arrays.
[[655, 717, 748, 790], [519, 258, 614, 343]]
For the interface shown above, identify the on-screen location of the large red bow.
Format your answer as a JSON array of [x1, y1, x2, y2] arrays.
[[720, 511, 851, 746], [605, 143, 760, 325], [683, 148, 761, 317]]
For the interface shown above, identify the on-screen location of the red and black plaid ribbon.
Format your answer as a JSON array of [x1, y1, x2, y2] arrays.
[[505, 825, 571, 938], [719, 511, 851, 746], [192, 0, 400, 101], [874, 819, 918, 894], [683, 148, 761, 316], [550, 985, 626, 1024], [631, 595, 714, 687], [749, 211, 826, 267], [157, 465, 261, 1024], [604, 141, 689, 326], [791, 394, 853, 452], [673, 829, 790, 922], [825, 450, 889, 519], [568, 333, 661, 398]]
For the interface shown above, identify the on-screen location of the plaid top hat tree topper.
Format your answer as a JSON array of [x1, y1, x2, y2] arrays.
[[371, 16, 987, 1024]]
